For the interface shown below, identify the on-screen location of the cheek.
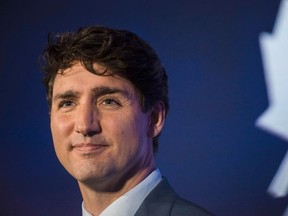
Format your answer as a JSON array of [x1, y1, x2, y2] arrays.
[[106, 113, 148, 150], [51, 113, 73, 134], [50, 115, 74, 167], [50, 114, 74, 149]]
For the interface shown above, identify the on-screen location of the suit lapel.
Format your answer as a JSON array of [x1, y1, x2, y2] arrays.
[[134, 178, 178, 216]]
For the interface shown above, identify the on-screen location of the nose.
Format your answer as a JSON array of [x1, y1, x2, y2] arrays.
[[74, 103, 101, 137]]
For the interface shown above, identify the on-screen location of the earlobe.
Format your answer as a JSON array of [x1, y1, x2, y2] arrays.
[[148, 101, 166, 138]]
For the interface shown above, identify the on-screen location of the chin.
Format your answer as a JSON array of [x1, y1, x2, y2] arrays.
[[70, 163, 111, 183]]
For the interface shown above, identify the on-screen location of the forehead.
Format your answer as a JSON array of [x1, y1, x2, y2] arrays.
[[52, 63, 136, 95]]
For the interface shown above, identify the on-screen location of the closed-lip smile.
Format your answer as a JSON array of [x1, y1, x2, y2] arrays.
[[73, 143, 108, 153]]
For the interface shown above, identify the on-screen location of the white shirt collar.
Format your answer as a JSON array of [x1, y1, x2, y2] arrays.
[[82, 169, 162, 216]]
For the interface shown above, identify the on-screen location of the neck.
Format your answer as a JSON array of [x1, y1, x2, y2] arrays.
[[79, 165, 155, 216]]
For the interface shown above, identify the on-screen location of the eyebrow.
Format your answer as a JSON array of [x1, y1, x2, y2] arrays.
[[53, 86, 131, 102], [53, 90, 80, 102], [92, 86, 130, 98]]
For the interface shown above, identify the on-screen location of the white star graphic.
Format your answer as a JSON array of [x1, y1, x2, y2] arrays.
[[256, 0, 288, 215]]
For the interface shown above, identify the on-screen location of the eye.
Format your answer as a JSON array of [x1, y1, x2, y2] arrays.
[[102, 98, 120, 106], [59, 100, 75, 108], [99, 97, 122, 109]]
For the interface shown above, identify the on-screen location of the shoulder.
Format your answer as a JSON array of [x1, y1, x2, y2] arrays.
[[170, 197, 214, 216], [135, 178, 214, 216]]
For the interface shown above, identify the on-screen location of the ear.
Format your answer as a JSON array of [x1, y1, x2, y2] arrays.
[[147, 101, 166, 138]]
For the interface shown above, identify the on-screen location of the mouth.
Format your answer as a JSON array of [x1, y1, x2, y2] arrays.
[[73, 143, 108, 154]]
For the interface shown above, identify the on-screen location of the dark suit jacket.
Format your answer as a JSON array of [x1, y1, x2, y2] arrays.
[[134, 178, 213, 216]]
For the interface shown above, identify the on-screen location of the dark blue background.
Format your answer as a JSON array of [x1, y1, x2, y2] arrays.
[[1, 0, 287, 215]]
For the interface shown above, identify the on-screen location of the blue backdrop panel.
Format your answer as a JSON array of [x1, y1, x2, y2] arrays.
[[0, 0, 287, 215]]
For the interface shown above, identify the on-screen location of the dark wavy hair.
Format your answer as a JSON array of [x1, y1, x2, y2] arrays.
[[40, 25, 169, 153]]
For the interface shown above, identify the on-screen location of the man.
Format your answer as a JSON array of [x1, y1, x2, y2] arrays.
[[41, 25, 212, 216]]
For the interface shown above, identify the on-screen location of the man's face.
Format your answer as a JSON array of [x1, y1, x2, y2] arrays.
[[50, 62, 161, 189]]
